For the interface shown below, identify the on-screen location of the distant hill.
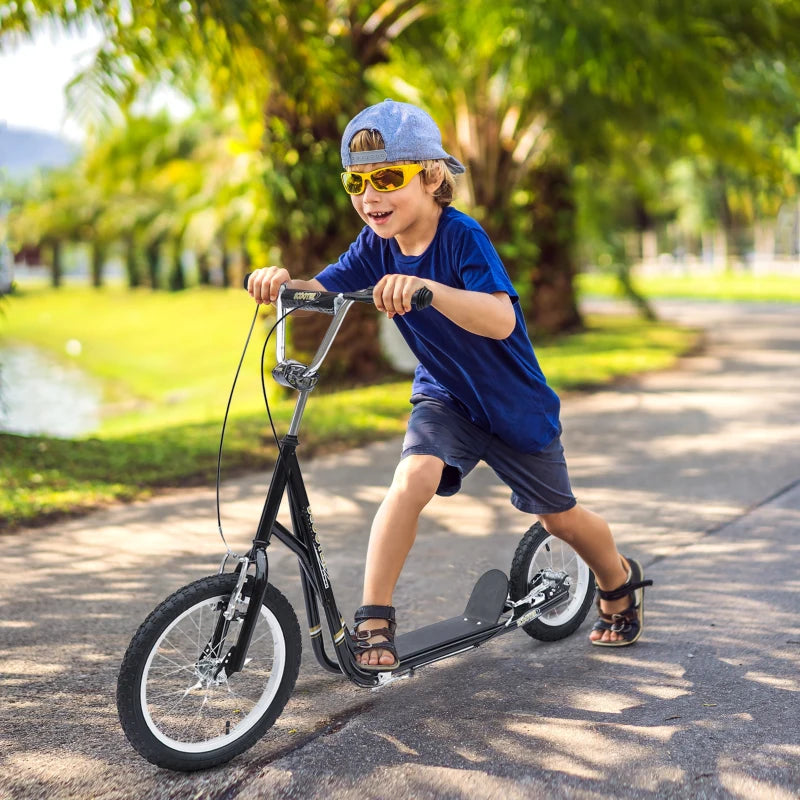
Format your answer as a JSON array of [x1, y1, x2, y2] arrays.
[[0, 124, 80, 179]]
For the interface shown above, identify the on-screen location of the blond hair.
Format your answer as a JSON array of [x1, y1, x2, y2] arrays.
[[348, 129, 456, 207]]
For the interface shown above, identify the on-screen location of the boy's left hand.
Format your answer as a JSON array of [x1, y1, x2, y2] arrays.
[[373, 274, 431, 318]]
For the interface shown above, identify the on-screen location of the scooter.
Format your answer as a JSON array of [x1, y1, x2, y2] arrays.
[[116, 282, 596, 771]]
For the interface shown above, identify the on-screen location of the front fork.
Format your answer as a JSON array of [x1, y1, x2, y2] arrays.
[[212, 549, 269, 678]]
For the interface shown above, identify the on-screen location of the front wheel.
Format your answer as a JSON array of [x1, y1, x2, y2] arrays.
[[117, 573, 301, 771], [509, 522, 596, 641]]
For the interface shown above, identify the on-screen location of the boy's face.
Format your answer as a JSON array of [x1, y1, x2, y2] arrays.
[[348, 160, 440, 242]]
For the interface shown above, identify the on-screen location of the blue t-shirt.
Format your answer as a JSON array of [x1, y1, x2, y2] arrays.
[[315, 206, 561, 453]]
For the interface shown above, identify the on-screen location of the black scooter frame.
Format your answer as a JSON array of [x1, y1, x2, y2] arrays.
[[218, 285, 569, 690], [230, 431, 520, 689]]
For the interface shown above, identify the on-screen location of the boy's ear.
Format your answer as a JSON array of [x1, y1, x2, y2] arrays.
[[423, 162, 444, 194]]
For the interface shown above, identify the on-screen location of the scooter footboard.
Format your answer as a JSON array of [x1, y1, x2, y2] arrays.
[[394, 569, 509, 663]]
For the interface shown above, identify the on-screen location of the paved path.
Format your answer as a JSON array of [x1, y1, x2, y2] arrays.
[[2, 301, 799, 799]]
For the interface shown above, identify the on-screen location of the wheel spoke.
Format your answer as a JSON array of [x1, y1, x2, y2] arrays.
[[516, 528, 593, 631], [148, 662, 197, 680]]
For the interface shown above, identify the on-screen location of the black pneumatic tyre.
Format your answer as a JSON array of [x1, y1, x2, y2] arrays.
[[509, 522, 596, 641], [117, 573, 301, 771]]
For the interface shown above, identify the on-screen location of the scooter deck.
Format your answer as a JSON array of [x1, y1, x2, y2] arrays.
[[395, 569, 509, 660]]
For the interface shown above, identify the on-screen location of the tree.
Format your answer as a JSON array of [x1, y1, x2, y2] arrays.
[[379, 0, 800, 330], [6, 168, 91, 287], [3, 1, 800, 337], [6, 109, 268, 290], [1, 1, 428, 376]]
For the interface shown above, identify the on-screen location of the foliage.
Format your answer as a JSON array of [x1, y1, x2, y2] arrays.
[[1, 1, 429, 273], [5, 111, 268, 288], [366, 0, 800, 328], [2, 1, 800, 332]]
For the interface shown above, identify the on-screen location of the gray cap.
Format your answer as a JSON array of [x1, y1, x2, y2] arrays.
[[341, 99, 466, 174]]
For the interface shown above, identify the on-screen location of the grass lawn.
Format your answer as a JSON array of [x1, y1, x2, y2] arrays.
[[1, 286, 698, 531], [578, 269, 800, 303]]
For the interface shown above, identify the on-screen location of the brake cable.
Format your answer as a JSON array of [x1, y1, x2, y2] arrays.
[[215, 302, 308, 559]]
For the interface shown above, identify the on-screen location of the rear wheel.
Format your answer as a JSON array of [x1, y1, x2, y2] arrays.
[[509, 522, 595, 641], [117, 573, 301, 771]]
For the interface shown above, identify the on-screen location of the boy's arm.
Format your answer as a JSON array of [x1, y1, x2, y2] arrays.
[[374, 274, 516, 340], [247, 266, 325, 305]]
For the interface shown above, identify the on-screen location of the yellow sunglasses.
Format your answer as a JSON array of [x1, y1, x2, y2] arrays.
[[341, 164, 424, 195]]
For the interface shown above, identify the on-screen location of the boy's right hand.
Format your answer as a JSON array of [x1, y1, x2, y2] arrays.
[[247, 266, 291, 305]]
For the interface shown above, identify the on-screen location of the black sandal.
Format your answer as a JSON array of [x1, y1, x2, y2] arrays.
[[352, 604, 399, 671], [591, 557, 653, 647]]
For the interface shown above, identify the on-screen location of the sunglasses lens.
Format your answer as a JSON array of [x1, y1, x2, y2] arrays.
[[342, 173, 364, 194], [370, 168, 407, 191], [342, 165, 420, 194]]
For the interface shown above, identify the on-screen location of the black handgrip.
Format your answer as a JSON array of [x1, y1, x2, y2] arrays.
[[411, 286, 433, 310]]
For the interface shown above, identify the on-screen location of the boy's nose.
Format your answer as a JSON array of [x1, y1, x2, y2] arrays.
[[362, 182, 382, 202]]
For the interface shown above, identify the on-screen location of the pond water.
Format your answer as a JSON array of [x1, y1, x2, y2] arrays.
[[0, 343, 102, 438]]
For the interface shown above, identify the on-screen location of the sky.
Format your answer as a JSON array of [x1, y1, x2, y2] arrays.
[[0, 22, 192, 144], [0, 24, 105, 142]]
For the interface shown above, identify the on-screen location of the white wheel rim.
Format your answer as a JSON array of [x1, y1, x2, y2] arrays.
[[527, 535, 591, 626], [140, 593, 286, 753]]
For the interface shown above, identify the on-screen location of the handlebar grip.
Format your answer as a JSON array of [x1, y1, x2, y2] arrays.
[[411, 286, 433, 310]]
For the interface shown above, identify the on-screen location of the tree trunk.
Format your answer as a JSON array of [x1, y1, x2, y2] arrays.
[[197, 251, 211, 285], [91, 241, 105, 288], [490, 164, 582, 336], [125, 236, 141, 288], [262, 84, 385, 384], [616, 260, 657, 321], [168, 236, 186, 291], [277, 235, 388, 383], [146, 240, 161, 288], [51, 239, 63, 288], [526, 165, 582, 334], [220, 242, 231, 288], [240, 239, 252, 287]]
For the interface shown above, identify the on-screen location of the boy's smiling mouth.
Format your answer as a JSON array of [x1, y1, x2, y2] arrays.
[[368, 210, 393, 224]]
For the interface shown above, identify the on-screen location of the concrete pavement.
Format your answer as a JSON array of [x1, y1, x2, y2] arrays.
[[1, 300, 799, 799]]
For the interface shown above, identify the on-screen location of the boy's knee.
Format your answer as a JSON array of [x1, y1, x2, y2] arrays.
[[538, 505, 582, 544], [391, 455, 443, 504]]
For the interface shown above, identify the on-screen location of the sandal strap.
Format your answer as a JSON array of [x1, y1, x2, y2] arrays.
[[354, 604, 396, 624], [354, 605, 396, 636], [597, 579, 653, 601], [353, 637, 398, 656], [611, 605, 640, 633], [353, 626, 393, 641], [592, 617, 614, 633]]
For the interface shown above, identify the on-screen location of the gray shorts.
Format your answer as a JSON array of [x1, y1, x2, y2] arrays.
[[402, 397, 576, 515]]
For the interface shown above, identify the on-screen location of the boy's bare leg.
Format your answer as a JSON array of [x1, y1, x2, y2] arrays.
[[358, 454, 443, 667], [537, 504, 631, 644]]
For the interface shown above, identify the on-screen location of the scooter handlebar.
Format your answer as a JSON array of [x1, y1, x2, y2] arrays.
[[242, 273, 433, 311]]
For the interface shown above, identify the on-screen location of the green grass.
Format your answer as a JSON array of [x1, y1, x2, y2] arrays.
[[0, 286, 697, 531], [534, 316, 695, 390], [0, 286, 283, 433], [578, 270, 800, 303]]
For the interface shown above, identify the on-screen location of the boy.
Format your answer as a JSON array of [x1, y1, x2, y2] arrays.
[[248, 99, 651, 670]]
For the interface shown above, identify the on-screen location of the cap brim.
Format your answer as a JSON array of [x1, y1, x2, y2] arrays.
[[445, 155, 466, 175]]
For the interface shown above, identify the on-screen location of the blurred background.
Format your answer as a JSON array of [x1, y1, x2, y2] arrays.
[[1, 1, 799, 529]]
